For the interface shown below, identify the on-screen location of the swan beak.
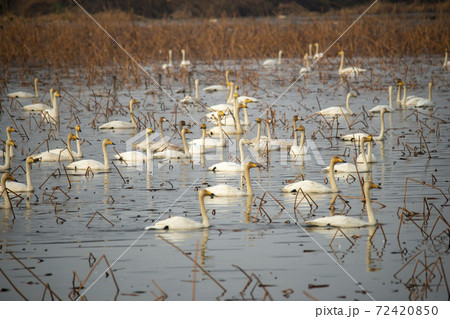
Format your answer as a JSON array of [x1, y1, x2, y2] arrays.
[[9, 175, 16, 182], [186, 129, 192, 134], [54, 92, 60, 97], [371, 183, 381, 189], [147, 128, 154, 134], [32, 157, 39, 163]]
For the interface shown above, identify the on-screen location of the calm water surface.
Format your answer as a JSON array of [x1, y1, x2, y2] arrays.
[[0, 55, 449, 300]]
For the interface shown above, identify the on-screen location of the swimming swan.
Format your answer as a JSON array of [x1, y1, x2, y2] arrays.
[[369, 86, 395, 113], [400, 81, 434, 108], [0, 157, 38, 193], [282, 156, 345, 193], [206, 162, 259, 196], [145, 189, 214, 230], [1, 173, 16, 209], [0, 127, 17, 158], [22, 88, 55, 112], [208, 139, 250, 172], [32, 133, 79, 162], [341, 107, 387, 141], [153, 128, 192, 159], [289, 125, 306, 156], [263, 50, 283, 66], [324, 136, 373, 173], [8, 78, 40, 99], [203, 70, 231, 92], [0, 140, 15, 171], [99, 98, 139, 129], [115, 128, 153, 164], [67, 138, 115, 171], [162, 50, 173, 71], [305, 181, 381, 227], [317, 93, 356, 116], [338, 50, 366, 77], [180, 49, 191, 68]]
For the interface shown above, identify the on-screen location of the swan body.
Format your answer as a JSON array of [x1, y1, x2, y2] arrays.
[[0, 157, 37, 193], [282, 156, 344, 193], [162, 50, 173, 71], [22, 88, 54, 112], [33, 133, 79, 162], [0, 140, 15, 171], [399, 81, 434, 108], [370, 86, 395, 113], [153, 128, 192, 159], [114, 151, 146, 163], [263, 50, 283, 66], [305, 182, 380, 227], [338, 51, 366, 77], [180, 49, 191, 68], [8, 78, 40, 99], [145, 189, 213, 230], [208, 139, 249, 172], [204, 70, 231, 92], [48, 128, 83, 158], [206, 162, 258, 197], [67, 138, 114, 171], [1, 173, 16, 209], [318, 93, 356, 116], [99, 99, 139, 129]]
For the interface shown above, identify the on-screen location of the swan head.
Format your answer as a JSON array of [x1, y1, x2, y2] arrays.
[[380, 107, 388, 114], [292, 115, 299, 122], [266, 118, 272, 124], [103, 138, 115, 146], [7, 126, 16, 133], [75, 125, 82, 132], [245, 161, 260, 169], [364, 181, 381, 190], [347, 93, 356, 99], [1, 173, 16, 184], [315, 43, 319, 47], [54, 91, 60, 98], [239, 102, 248, 109], [68, 133, 78, 141], [217, 111, 225, 118], [7, 140, 16, 149], [159, 117, 168, 124], [34, 78, 40, 84], [26, 156, 38, 164], [331, 156, 345, 164], [338, 51, 343, 56], [255, 118, 261, 124], [241, 139, 251, 145], [131, 98, 140, 105], [146, 128, 154, 135], [183, 128, 192, 135], [200, 124, 206, 130], [295, 125, 305, 132], [199, 189, 214, 199]]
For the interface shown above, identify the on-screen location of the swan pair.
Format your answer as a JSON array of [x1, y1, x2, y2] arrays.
[[33, 128, 83, 162], [398, 81, 434, 108], [252, 118, 280, 152], [23, 89, 58, 117], [0, 157, 38, 193], [289, 125, 306, 156], [115, 128, 154, 164], [208, 138, 250, 172], [145, 189, 213, 230], [203, 70, 231, 92], [67, 138, 115, 171], [99, 98, 139, 129], [208, 95, 248, 135], [369, 86, 395, 113], [153, 128, 192, 159], [324, 136, 374, 173], [1, 127, 16, 158]]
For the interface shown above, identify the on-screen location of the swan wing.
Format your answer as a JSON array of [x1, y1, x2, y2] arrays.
[[146, 216, 203, 230]]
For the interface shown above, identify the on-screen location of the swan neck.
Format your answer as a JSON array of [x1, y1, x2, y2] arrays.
[[34, 79, 39, 98], [181, 50, 185, 62], [200, 129, 206, 154], [199, 193, 210, 227], [378, 112, 385, 140], [292, 119, 298, 142], [234, 100, 243, 133], [26, 160, 33, 191], [168, 50, 172, 64], [367, 141, 373, 159], [255, 122, 261, 151], [365, 184, 376, 225], [2, 143, 11, 169], [346, 95, 353, 114], [218, 116, 224, 142], [1, 177, 12, 208], [239, 139, 245, 165], [75, 130, 82, 157], [244, 165, 254, 196], [388, 86, 393, 108], [428, 82, 432, 101], [195, 80, 199, 99], [329, 160, 339, 192], [299, 130, 305, 150], [265, 122, 272, 141], [278, 51, 282, 64], [360, 138, 368, 168], [225, 70, 229, 83], [159, 120, 166, 141], [402, 85, 406, 105], [339, 52, 344, 71], [103, 141, 110, 169], [130, 102, 137, 128], [182, 130, 191, 157]]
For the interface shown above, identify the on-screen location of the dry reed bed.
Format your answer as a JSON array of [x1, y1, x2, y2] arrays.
[[0, 11, 448, 81]]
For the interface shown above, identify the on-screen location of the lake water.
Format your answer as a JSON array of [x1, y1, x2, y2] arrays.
[[0, 55, 449, 301]]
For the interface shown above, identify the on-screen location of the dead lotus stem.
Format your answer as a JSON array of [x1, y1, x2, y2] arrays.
[[86, 211, 115, 228], [0, 268, 29, 301], [330, 228, 354, 247], [158, 235, 227, 295], [368, 224, 387, 244]]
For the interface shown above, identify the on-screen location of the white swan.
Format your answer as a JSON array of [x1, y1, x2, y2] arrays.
[[42, 90, 60, 123], [189, 124, 207, 154], [357, 139, 376, 163], [0, 157, 38, 193], [181, 79, 202, 105], [1, 173, 16, 209], [233, 85, 258, 105], [22, 88, 54, 112], [0, 140, 15, 171], [206, 162, 259, 196], [180, 49, 191, 68], [267, 115, 299, 149], [162, 50, 173, 71], [203, 70, 231, 92], [317, 93, 356, 116], [67, 138, 115, 171], [99, 98, 139, 129], [289, 125, 306, 156], [341, 107, 387, 141], [338, 50, 366, 77], [145, 189, 213, 230], [208, 96, 247, 135], [282, 156, 345, 193], [8, 78, 40, 99], [115, 128, 153, 164], [208, 139, 250, 172], [369, 86, 395, 113], [313, 43, 323, 59], [400, 81, 434, 108], [305, 181, 381, 227], [444, 49, 449, 71], [324, 136, 373, 173], [0, 126, 16, 158], [299, 53, 310, 74], [32, 133, 78, 162], [254, 119, 280, 152], [153, 128, 192, 159], [263, 50, 283, 66]]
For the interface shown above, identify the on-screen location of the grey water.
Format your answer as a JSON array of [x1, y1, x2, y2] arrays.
[[0, 55, 449, 301]]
